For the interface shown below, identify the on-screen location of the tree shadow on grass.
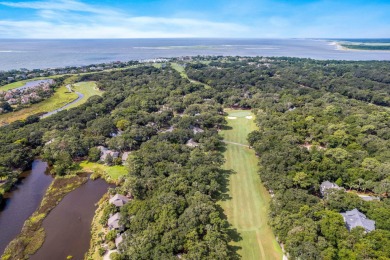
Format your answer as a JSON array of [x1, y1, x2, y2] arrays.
[[217, 169, 235, 201], [220, 125, 233, 131], [215, 204, 242, 259]]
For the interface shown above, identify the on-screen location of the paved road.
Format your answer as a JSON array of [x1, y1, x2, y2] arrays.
[[40, 90, 84, 118]]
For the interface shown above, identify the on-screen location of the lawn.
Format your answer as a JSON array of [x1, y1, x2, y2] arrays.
[[219, 110, 283, 260], [65, 81, 102, 110], [0, 81, 102, 125], [79, 161, 128, 182], [171, 62, 212, 89], [0, 85, 78, 125]]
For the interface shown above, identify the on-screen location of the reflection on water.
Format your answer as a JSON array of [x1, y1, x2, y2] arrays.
[[0, 160, 53, 255], [30, 178, 111, 260]]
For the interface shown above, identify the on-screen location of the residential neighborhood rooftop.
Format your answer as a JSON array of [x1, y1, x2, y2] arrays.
[[109, 194, 130, 207], [341, 208, 375, 232], [320, 181, 343, 196]]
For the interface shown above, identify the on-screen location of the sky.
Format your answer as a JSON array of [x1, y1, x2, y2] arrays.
[[0, 0, 389, 38]]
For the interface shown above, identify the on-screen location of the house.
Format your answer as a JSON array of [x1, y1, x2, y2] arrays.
[[7, 98, 18, 105], [109, 194, 130, 207], [161, 126, 174, 133], [122, 152, 130, 163], [186, 139, 199, 148], [115, 234, 123, 248], [108, 212, 122, 230], [21, 96, 30, 104], [191, 126, 204, 134], [320, 181, 343, 197], [341, 208, 375, 232], [98, 146, 119, 162], [358, 195, 380, 202]]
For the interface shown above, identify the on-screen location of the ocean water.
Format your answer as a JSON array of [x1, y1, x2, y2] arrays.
[[0, 38, 390, 71]]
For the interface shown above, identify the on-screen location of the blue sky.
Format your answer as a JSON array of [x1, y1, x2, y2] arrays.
[[0, 0, 389, 38]]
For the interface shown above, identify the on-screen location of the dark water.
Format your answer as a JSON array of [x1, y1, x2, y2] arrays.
[[1, 39, 390, 71], [30, 178, 110, 260], [0, 160, 53, 255]]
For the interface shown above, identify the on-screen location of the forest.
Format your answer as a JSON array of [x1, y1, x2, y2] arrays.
[[1, 56, 390, 259]]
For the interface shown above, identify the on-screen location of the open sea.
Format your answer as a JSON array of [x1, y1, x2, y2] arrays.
[[1, 38, 390, 71]]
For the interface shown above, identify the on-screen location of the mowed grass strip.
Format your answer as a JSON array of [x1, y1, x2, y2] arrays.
[[171, 62, 212, 89], [65, 81, 102, 110], [219, 110, 283, 260]]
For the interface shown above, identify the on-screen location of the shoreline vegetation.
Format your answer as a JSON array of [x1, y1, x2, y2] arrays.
[[1, 175, 88, 260], [330, 40, 390, 51], [85, 194, 109, 260]]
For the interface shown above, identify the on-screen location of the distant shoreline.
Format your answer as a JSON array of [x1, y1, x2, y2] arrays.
[[329, 40, 390, 52]]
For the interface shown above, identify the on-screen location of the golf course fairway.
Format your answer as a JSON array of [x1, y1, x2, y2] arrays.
[[219, 110, 283, 260]]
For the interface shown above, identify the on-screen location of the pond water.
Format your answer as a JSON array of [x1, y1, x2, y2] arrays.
[[30, 178, 110, 260], [0, 160, 53, 255], [14, 79, 55, 91]]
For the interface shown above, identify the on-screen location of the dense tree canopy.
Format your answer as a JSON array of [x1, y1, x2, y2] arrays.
[[1, 56, 390, 259]]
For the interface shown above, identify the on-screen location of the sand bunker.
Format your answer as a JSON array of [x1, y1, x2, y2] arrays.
[[245, 116, 253, 119], [227, 116, 237, 119]]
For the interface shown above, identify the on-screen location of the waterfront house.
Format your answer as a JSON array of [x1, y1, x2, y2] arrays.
[[108, 212, 122, 230], [341, 208, 375, 232], [98, 146, 119, 162], [109, 194, 130, 207]]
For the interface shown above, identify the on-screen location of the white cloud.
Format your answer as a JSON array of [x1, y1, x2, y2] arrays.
[[0, 0, 250, 38], [0, 0, 118, 15]]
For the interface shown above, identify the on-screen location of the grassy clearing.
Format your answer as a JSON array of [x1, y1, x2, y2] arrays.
[[1, 175, 88, 260], [219, 110, 283, 260], [66, 81, 102, 110], [171, 62, 212, 89], [0, 85, 78, 125], [79, 161, 128, 183]]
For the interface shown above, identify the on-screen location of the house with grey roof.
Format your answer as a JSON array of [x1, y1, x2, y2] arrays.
[[320, 181, 343, 197], [107, 212, 122, 230], [186, 139, 199, 148], [341, 208, 375, 232], [191, 126, 204, 134], [358, 195, 380, 202], [121, 152, 130, 164], [115, 234, 123, 248], [109, 194, 130, 207], [98, 146, 119, 162]]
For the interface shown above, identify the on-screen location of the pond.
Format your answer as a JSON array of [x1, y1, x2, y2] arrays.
[[30, 178, 111, 260], [15, 79, 55, 91], [0, 160, 53, 255]]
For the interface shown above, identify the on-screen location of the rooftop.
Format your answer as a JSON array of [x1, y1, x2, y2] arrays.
[[109, 194, 130, 207], [341, 208, 375, 232]]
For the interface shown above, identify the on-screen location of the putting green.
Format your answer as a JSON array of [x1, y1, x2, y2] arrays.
[[219, 109, 283, 260]]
